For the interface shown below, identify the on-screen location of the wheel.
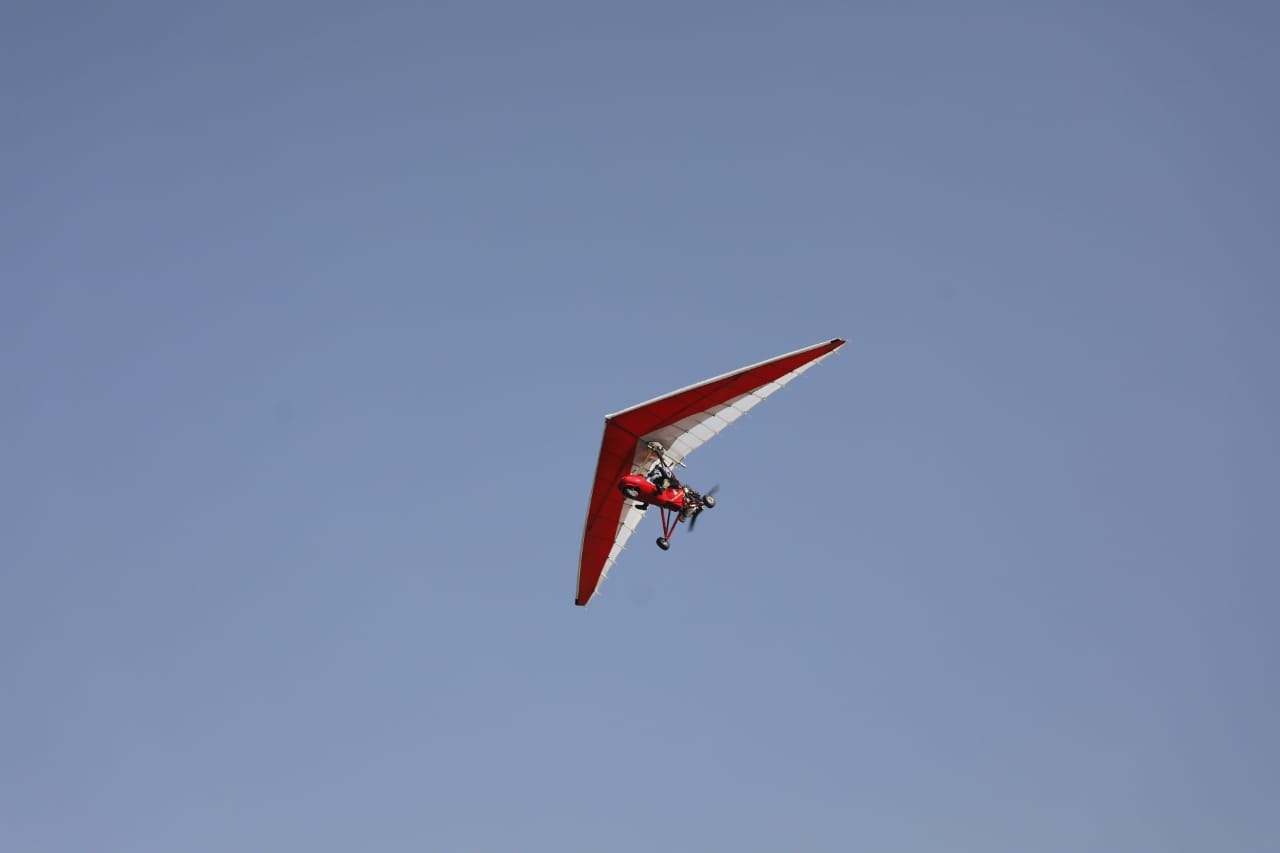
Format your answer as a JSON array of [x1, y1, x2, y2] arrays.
[[702, 494, 716, 508], [656, 537, 670, 551], [621, 485, 641, 499]]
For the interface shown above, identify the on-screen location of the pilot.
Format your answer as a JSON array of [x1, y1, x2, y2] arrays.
[[649, 460, 679, 493]]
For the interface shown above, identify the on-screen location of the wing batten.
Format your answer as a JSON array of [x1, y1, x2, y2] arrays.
[[575, 338, 846, 605]]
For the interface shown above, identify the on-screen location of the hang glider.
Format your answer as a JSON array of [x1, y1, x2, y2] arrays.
[[575, 338, 846, 606]]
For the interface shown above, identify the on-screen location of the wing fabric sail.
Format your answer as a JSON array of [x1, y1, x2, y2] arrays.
[[575, 338, 846, 606]]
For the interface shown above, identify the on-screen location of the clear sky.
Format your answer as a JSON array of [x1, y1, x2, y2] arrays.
[[4, 2, 1278, 851]]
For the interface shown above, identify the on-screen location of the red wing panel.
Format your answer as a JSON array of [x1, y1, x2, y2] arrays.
[[609, 338, 846, 442], [575, 420, 642, 606]]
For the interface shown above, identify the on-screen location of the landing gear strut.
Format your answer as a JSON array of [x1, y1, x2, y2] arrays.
[[653, 504, 682, 550]]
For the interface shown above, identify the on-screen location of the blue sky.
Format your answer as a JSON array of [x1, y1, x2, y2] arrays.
[[4, 2, 1278, 851]]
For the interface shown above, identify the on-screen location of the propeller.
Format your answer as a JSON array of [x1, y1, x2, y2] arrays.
[[688, 484, 719, 532]]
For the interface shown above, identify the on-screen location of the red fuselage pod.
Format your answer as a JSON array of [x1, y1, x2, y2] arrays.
[[618, 473, 688, 511]]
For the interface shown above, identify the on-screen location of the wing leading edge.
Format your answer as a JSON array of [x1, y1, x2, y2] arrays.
[[575, 338, 846, 606]]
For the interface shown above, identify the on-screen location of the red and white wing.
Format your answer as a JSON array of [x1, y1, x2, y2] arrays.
[[575, 338, 846, 606]]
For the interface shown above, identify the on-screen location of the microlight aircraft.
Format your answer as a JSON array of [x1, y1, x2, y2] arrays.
[[575, 338, 846, 606]]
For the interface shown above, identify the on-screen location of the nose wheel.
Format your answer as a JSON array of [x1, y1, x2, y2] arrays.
[[656, 537, 670, 551]]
